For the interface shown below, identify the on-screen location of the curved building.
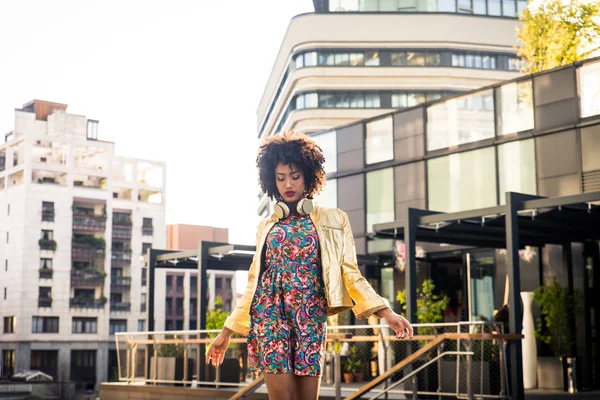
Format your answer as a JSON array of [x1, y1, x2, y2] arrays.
[[257, 0, 525, 141]]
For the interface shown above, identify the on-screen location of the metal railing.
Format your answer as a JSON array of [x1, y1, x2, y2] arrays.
[[114, 321, 512, 399]]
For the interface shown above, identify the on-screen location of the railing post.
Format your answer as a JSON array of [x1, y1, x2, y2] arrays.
[[466, 339, 473, 400], [334, 348, 341, 400]]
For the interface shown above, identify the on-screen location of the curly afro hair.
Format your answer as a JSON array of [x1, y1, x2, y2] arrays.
[[257, 131, 326, 200]]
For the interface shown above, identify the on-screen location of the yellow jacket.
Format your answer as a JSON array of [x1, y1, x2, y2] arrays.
[[223, 205, 388, 336]]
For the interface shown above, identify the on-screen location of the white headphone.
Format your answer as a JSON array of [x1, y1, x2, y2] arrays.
[[274, 198, 314, 220]]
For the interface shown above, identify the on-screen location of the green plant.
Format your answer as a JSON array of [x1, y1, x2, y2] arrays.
[[158, 336, 185, 358], [397, 279, 450, 335], [38, 238, 57, 251], [344, 345, 362, 373], [206, 296, 231, 339], [73, 235, 105, 249], [534, 280, 581, 357]]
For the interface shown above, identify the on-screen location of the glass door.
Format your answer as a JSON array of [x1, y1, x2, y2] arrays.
[[466, 251, 496, 322]]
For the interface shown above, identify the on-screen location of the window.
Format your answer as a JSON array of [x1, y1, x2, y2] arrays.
[[4, 316, 15, 333], [406, 52, 425, 66], [3, 350, 15, 378], [40, 258, 53, 270], [4, 287, 6, 300], [176, 276, 184, 293], [311, 130, 337, 174], [4, 260, 6, 271], [366, 117, 394, 164], [141, 293, 147, 312], [166, 275, 173, 292], [190, 298, 198, 317], [427, 90, 495, 151], [30, 350, 58, 378], [498, 80, 534, 135], [142, 218, 153, 235], [87, 120, 98, 140], [41, 230, 53, 240], [176, 298, 184, 316], [141, 267, 147, 286], [190, 276, 198, 295], [166, 298, 173, 316], [109, 319, 127, 335], [581, 125, 600, 173], [488, 0, 501, 15], [498, 139, 536, 203], [6, 232, 8, 243], [72, 317, 97, 334], [508, 57, 523, 71], [42, 201, 54, 222], [428, 147, 497, 212], [38, 287, 52, 307], [7, 204, 10, 215], [502, 0, 516, 17], [366, 168, 395, 232], [580, 61, 600, 118], [32, 316, 59, 333], [365, 51, 380, 66], [138, 319, 146, 332], [314, 179, 338, 209]]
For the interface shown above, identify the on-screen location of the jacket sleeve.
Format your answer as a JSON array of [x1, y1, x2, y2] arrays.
[[339, 209, 389, 320], [223, 220, 263, 336]]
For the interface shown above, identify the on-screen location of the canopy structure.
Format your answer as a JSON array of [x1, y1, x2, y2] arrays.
[[373, 191, 600, 399]]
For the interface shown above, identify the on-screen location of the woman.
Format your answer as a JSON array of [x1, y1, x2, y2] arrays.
[[207, 131, 413, 399]]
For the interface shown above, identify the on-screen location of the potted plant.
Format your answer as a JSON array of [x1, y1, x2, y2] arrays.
[[534, 280, 581, 391], [342, 345, 363, 383]]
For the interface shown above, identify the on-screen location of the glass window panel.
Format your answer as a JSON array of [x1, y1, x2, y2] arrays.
[[427, 148, 497, 212], [498, 139, 536, 204], [311, 131, 337, 174], [296, 95, 305, 110], [438, 0, 457, 11], [335, 0, 360, 11], [379, 0, 399, 11], [360, 0, 379, 11], [349, 53, 364, 66], [426, 90, 495, 151], [319, 93, 336, 108], [580, 61, 600, 118], [517, 0, 527, 15], [458, 0, 473, 12], [365, 51, 380, 66], [365, 94, 381, 108], [305, 93, 319, 108], [473, 0, 487, 14], [368, 239, 394, 254], [466, 54, 475, 68], [407, 93, 426, 107], [304, 52, 318, 67], [488, 0, 501, 15], [350, 93, 365, 108], [315, 179, 338, 208], [319, 52, 335, 66], [392, 93, 408, 108], [335, 93, 351, 108], [474, 55, 483, 69], [366, 117, 394, 164], [391, 52, 407, 66], [502, 0, 516, 16], [581, 125, 600, 172], [335, 53, 350, 66], [294, 54, 304, 69], [366, 168, 394, 232], [425, 53, 441, 66], [426, 92, 442, 101], [407, 52, 425, 66], [452, 54, 465, 67], [499, 80, 534, 135]]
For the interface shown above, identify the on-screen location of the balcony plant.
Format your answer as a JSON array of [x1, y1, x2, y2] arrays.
[[73, 236, 105, 249], [38, 238, 57, 251], [343, 345, 363, 383], [534, 280, 581, 391]]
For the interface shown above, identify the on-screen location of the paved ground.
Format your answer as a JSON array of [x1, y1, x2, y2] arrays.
[[525, 389, 600, 399]]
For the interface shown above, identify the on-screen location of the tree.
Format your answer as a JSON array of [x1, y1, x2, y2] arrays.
[[517, 0, 600, 74]]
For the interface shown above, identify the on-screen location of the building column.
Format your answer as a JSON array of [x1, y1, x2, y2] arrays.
[[403, 208, 418, 323], [505, 192, 525, 400]]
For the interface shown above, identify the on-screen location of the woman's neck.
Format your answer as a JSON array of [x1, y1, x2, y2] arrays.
[[283, 200, 299, 216]]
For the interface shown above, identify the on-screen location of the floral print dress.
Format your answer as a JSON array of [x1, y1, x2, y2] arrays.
[[248, 214, 328, 377]]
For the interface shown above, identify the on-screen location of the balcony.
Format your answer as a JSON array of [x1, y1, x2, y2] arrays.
[[113, 215, 132, 227], [111, 251, 132, 267], [112, 228, 132, 240], [110, 302, 131, 312], [73, 214, 106, 232], [39, 239, 57, 251], [111, 276, 131, 290], [70, 296, 107, 309], [71, 269, 106, 286], [39, 269, 53, 279], [72, 243, 105, 259], [38, 297, 52, 308]]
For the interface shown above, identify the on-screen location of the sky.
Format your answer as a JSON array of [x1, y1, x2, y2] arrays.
[[0, 0, 314, 245]]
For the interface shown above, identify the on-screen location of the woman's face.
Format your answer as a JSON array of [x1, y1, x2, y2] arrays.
[[275, 162, 306, 203]]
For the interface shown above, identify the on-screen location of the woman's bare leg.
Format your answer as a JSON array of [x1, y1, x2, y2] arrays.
[[263, 373, 295, 400], [293, 375, 321, 400]]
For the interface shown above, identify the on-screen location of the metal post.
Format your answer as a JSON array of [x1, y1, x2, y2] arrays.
[[404, 208, 418, 324], [466, 340, 473, 400], [505, 192, 525, 400], [562, 244, 578, 359], [334, 349, 341, 400]]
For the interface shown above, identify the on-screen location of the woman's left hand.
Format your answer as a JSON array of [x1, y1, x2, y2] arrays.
[[378, 308, 414, 340]]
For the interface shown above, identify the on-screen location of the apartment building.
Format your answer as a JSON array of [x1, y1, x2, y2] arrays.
[[0, 100, 166, 389]]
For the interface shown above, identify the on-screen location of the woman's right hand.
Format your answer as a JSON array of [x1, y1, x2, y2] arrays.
[[206, 331, 231, 367]]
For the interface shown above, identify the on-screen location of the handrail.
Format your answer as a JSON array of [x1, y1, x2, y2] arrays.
[[346, 334, 447, 400], [368, 351, 474, 400], [230, 376, 265, 400]]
